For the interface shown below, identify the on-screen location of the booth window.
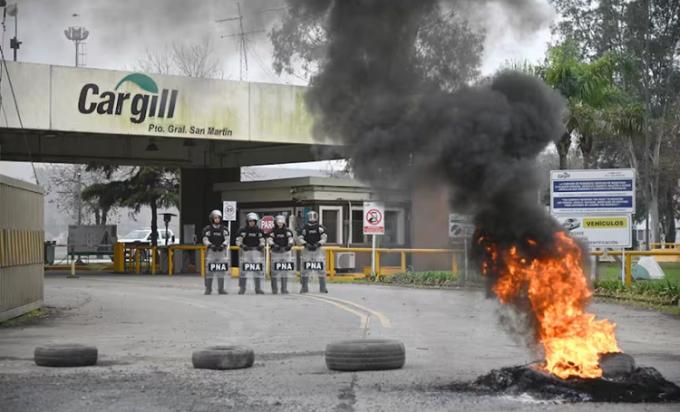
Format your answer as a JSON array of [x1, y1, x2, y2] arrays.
[[320, 206, 343, 244], [351, 209, 364, 244], [349, 207, 405, 245]]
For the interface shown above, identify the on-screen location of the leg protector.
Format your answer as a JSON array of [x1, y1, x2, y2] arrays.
[[319, 276, 328, 294], [238, 277, 246, 295], [204, 276, 212, 295], [254, 278, 264, 294], [281, 277, 289, 294], [300, 276, 309, 293], [271, 277, 278, 294], [217, 277, 227, 294]]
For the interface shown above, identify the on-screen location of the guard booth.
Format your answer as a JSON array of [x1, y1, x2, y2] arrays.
[[0, 174, 44, 321]]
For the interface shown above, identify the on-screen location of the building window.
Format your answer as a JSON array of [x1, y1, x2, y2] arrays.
[[320, 206, 343, 244], [351, 209, 364, 244], [349, 207, 405, 246], [383, 210, 398, 244]]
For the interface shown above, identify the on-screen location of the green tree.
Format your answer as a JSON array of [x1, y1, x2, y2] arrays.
[[550, 0, 680, 245], [81, 181, 126, 226], [119, 167, 179, 247], [538, 42, 631, 169], [83, 166, 179, 247]]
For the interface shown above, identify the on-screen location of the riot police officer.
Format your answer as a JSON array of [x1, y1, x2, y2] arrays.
[[201, 210, 230, 295], [298, 210, 328, 293], [267, 215, 295, 294], [236, 213, 266, 294]]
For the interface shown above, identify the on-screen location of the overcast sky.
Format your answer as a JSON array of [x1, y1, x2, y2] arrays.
[[0, 0, 555, 183]]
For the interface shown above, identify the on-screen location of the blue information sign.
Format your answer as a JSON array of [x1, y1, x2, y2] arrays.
[[553, 196, 633, 210], [550, 169, 636, 214], [553, 179, 633, 193]]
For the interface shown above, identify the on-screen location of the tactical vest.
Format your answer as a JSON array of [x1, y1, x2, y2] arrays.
[[271, 227, 292, 247], [239, 226, 263, 247], [304, 223, 322, 244], [203, 224, 227, 246]]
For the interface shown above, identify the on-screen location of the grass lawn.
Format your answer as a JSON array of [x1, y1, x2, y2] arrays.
[[597, 261, 680, 284]]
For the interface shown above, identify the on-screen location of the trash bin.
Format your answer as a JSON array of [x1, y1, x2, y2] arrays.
[[44, 241, 56, 265]]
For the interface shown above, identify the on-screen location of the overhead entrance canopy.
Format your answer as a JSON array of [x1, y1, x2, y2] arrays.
[[0, 62, 336, 167]]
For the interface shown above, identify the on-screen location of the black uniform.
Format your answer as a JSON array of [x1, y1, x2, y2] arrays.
[[236, 225, 265, 294], [301, 222, 325, 250], [270, 227, 294, 252], [201, 223, 230, 295], [299, 222, 328, 293], [202, 224, 229, 251], [237, 226, 265, 251], [268, 226, 295, 294]]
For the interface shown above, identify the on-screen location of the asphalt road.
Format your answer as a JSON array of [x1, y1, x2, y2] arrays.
[[1, 273, 679, 411]]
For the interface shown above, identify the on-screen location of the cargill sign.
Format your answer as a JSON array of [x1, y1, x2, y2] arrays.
[[0, 62, 314, 144]]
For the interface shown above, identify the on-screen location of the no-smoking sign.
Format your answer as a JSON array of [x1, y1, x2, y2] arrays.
[[363, 202, 385, 235]]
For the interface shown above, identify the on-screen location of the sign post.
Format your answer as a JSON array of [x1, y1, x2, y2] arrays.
[[449, 213, 474, 283], [550, 169, 636, 283], [363, 202, 385, 277], [222, 201, 237, 244]]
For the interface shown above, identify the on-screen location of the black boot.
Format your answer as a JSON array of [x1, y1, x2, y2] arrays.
[[218, 277, 227, 295], [300, 276, 309, 293], [271, 277, 278, 295], [204, 276, 212, 295], [255, 278, 265, 294], [238, 277, 246, 295], [281, 277, 289, 294], [319, 276, 328, 294]]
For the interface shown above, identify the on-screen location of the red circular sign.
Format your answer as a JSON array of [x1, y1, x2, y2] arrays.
[[260, 215, 275, 234], [366, 209, 383, 225]]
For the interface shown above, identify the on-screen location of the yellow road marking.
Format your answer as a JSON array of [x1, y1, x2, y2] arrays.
[[301, 295, 370, 330], [312, 295, 392, 328]]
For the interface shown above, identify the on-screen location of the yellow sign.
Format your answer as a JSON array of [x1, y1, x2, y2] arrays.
[[583, 217, 628, 229]]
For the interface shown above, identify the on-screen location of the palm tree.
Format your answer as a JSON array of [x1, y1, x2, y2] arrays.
[[541, 42, 625, 169]]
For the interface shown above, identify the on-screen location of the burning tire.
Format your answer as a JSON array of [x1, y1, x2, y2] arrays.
[[34, 344, 98, 367], [325, 339, 405, 371], [599, 352, 636, 377], [191, 346, 254, 370]]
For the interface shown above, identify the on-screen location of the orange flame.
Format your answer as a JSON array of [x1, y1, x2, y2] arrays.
[[482, 231, 620, 379]]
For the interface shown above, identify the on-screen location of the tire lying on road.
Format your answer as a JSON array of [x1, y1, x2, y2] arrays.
[[192, 346, 255, 370], [34, 344, 98, 367], [325, 339, 405, 371]]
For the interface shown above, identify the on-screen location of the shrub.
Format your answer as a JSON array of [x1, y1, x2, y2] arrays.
[[594, 279, 680, 306], [379, 271, 459, 287]]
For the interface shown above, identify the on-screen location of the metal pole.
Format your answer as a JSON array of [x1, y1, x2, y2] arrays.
[[371, 234, 376, 276], [75, 40, 79, 67], [13, 14, 17, 61], [76, 165, 82, 225], [620, 248, 625, 284], [463, 235, 468, 284]]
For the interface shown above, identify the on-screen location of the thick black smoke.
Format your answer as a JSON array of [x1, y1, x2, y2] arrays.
[[302, 0, 566, 283]]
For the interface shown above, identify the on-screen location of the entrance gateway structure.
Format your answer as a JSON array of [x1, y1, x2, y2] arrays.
[[0, 62, 455, 280], [0, 61, 337, 240]]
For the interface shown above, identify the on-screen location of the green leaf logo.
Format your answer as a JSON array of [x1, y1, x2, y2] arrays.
[[114, 73, 159, 93]]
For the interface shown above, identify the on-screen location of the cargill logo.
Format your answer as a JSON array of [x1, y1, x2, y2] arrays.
[[78, 73, 178, 124]]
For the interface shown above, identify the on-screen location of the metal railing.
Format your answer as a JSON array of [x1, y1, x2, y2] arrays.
[[649, 242, 680, 250], [113, 243, 464, 279], [590, 249, 680, 288], [323, 247, 463, 278]]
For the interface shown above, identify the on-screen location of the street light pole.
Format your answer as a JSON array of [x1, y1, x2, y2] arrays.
[[64, 26, 89, 67], [6, 3, 21, 61]]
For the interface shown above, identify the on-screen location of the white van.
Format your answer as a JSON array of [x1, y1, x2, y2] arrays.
[[118, 228, 176, 245]]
